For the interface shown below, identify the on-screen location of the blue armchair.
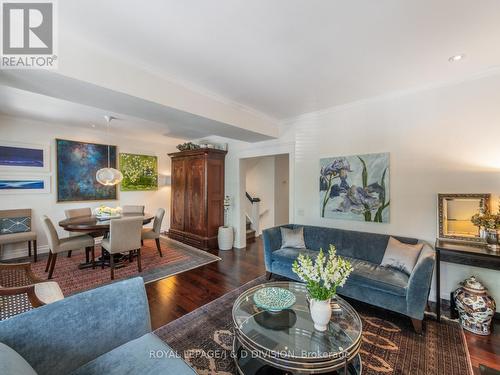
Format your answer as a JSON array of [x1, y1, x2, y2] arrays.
[[263, 224, 436, 333], [0, 277, 195, 375]]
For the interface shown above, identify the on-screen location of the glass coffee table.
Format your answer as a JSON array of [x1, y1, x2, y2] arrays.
[[232, 281, 362, 375]]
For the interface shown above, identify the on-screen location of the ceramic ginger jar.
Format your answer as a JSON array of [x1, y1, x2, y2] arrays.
[[453, 276, 496, 335]]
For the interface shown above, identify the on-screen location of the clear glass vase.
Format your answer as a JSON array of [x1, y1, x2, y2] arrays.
[[486, 229, 499, 250]]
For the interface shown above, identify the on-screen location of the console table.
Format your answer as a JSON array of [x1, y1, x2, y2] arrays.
[[434, 239, 500, 321]]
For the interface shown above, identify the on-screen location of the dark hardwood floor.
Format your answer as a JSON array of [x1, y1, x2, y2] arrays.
[[465, 320, 500, 375], [146, 238, 266, 329], [146, 237, 500, 374]]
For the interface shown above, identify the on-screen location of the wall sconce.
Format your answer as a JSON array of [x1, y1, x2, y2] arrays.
[[159, 174, 171, 186]]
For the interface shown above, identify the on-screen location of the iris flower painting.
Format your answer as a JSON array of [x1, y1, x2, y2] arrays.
[[320, 153, 390, 223], [57, 139, 117, 202]]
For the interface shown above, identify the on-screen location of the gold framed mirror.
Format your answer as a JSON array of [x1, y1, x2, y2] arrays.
[[438, 193, 490, 242]]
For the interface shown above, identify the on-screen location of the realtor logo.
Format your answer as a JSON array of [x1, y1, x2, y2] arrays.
[[1, 0, 58, 69]]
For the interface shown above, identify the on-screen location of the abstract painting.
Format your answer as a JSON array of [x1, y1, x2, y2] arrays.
[[320, 152, 390, 223], [0, 180, 44, 189], [57, 139, 117, 202], [119, 153, 158, 191], [0, 141, 49, 172], [0, 175, 50, 194]]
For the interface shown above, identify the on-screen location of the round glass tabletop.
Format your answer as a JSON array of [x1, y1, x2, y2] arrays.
[[232, 281, 362, 374]]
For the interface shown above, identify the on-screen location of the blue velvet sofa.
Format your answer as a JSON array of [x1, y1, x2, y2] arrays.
[[263, 224, 435, 333], [0, 277, 195, 375]]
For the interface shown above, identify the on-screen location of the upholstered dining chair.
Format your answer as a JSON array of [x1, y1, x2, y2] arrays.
[[64, 207, 100, 260], [141, 208, 165, 257], [64, 207, 92, 220], [100, 217, 143, 280], [40, 216, 95, 279], [122, 205, 145, 214]]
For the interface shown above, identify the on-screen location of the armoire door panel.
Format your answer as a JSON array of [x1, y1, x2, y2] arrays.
[[186, 157, 207, 236], [171, 159, 186, 231], [207, 158, 224, 236]]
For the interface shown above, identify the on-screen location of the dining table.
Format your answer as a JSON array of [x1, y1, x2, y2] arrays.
[[58, 212, 154, 269]]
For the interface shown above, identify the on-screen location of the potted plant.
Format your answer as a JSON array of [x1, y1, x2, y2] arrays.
[[218, 196, 233, 250], [292, 245, 353, 331]]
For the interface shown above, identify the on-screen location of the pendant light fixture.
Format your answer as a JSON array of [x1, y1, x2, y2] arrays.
[[96, 115, 123, 186]]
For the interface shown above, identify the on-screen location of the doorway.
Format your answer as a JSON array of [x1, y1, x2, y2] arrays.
[[240, 153, 290, 243]]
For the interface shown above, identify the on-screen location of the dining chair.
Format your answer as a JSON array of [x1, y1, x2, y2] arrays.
[[141, 208, 165, 257], [122, 205, 145, 214], [40, 216, 95, 279], [64, 207, 92, 220], [64, 207, 98, 260], [100, 217, 143, 280]]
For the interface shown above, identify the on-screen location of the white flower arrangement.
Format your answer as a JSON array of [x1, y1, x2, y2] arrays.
[[222, 195, 231, 227], [95, 205, 122, 217], [292, 244, 353, 301]]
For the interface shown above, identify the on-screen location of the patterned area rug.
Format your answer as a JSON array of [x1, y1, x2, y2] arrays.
[[155, 276, 473, 375], [31, 238, 220, 296]]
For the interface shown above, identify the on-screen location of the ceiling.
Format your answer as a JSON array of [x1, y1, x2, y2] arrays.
[[59, 0, 500, 119], [0, 85, 186, 145], [0, 71, 275, 143]]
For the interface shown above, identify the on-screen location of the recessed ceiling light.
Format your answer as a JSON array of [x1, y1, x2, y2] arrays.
[[449, 54, 465, 62]]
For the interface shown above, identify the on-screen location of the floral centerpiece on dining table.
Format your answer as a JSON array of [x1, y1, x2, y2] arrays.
[[95, 205, 122, 219], [292, 244, 353, 331]]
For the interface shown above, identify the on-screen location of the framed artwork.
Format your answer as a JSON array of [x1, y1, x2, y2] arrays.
[[56, 139, 117, 202], [0, 141, 50, 172], [0, 174, 50, 194], [320, 152, 390, 223], [119, 153, 158, 191]]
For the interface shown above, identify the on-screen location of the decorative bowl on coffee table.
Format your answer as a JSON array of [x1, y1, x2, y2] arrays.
[[253, 287, 296, 312]]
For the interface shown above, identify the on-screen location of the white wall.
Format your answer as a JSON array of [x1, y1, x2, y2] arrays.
[[0, 115, 176, 259], [279, 72, 500, 309], [244, 156, 276, 234], [274, 154, 290, 226]]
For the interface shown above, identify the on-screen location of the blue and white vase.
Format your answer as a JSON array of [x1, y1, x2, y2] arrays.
[[454, 276, 496, 336]]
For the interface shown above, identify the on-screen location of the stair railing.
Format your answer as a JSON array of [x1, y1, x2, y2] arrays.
[[245, 192, 261, 235]]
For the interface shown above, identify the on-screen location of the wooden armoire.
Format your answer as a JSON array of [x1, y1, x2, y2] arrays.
[[168, 149, 227, 250]]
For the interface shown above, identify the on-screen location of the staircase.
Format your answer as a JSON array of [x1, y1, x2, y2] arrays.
[[246, 218, 256, 243], [245, 192, 260, 243]]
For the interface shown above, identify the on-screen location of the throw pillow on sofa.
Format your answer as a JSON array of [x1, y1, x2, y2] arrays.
[[380, 237, 423, 275], [281, 227, 306, 249]]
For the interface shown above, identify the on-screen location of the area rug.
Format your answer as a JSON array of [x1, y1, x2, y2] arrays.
[[155, 276, 473, 375], [31, 238, 221, 296]]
